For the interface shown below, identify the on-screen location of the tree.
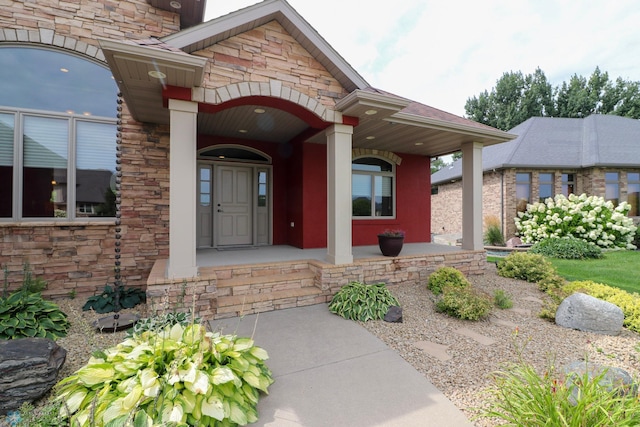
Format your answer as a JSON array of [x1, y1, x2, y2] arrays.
[[465, 67, 640, 130], [431, 157, 446, 174], [465, 68, 554, 130]]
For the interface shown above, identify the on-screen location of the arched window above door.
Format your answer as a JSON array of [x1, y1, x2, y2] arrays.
[[199, 145, 271, 163]]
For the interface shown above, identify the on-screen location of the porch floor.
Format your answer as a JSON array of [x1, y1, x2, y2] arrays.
[[196, 242, 464, 267]]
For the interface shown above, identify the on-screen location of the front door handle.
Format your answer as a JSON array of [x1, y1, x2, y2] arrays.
[[217, 208, 223, 212]]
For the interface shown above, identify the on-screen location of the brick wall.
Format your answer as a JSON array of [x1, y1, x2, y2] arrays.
[[432, 167, 640, 244], [0, 0, 176, 297], [431, 171, 505, 237]]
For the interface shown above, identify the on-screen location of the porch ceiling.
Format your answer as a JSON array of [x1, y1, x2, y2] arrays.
[[101, 40, 515, 157]]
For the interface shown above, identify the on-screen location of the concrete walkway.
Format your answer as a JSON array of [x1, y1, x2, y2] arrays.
[[209, 304, 473, 427]]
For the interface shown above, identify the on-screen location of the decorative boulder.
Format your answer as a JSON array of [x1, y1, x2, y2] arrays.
[[0, 338, 67, 414], [506, 237, 522, 248], [564, 361, 637, 404], [555, 293, 624, 335], [384, 306, 403, 323]]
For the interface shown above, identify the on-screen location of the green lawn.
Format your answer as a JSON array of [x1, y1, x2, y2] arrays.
[[547, 250, 640, 294]]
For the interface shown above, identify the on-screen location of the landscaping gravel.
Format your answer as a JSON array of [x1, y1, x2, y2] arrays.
[[361, 263, 640, 426], [3, 264, 639, 426]]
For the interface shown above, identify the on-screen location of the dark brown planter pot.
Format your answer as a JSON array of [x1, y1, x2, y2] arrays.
[[377, 235, 404, 257]]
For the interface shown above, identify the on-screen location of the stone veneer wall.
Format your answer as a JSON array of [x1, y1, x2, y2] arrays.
[[146, 251, 487, 319], [194, 20, 349, 108], [0, 0, 178, 297]]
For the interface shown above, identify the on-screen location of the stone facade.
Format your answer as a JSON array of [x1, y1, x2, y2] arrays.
[[147, 250, 487, 320], [196, 20, 349, 108], [432, 167, 640, 241], [0, 0, 177, 297]]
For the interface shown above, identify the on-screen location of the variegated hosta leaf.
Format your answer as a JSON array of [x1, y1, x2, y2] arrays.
[[77, 363, 116, 386], [55, 319, 273, 426]]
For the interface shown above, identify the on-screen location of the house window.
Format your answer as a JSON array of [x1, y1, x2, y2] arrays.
[[0, 46, 117, 220], [561, 173, 575, 196], [628, 172, 640, 216], [538, 173, 554, 202], [352, 157, 394, 217], [515, 173, 531, 212], [605, 172, 619, 205]]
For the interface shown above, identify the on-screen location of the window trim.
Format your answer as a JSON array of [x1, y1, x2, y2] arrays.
[[538, 172, 554, 202], [1, 106, 117, 222], [352, 155, 396, 219], [605, 171, 620, 205], [515, 172, 531, 212], [627, 172, 640, 216]]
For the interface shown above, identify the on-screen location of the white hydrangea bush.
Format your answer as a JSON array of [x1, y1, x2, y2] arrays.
[[514, 193, 637, 249]]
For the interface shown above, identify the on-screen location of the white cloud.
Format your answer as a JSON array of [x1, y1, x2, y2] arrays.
[[205, 0, 640, 116]]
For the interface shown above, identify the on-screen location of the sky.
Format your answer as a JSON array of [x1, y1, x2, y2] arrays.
[[204, 1, 640, 117]]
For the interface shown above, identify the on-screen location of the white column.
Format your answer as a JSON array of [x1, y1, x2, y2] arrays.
[[326, 124, 354, 264], [167, 99, 199, 278], [461, 141, 484, 250]]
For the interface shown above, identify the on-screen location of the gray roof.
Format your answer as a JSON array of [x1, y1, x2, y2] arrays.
[[431, 115, 640, 184]]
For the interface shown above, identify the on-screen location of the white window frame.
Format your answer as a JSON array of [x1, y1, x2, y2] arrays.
[[352, 155, 396, 219]]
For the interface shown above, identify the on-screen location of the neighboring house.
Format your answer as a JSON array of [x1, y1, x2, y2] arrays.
[[0, 0, 513, 301], [431, 115, 640, 240]]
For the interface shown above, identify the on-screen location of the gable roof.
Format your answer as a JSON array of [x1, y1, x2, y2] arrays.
[[431, 115, 640, 184], [101, 0, 515, 155], [161, 0, 369, 93]]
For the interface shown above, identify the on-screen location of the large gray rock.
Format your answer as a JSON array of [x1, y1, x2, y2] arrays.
[[0, 338, 67, 414], [555, 292, 624, 335], [564, 361, 637, 404]]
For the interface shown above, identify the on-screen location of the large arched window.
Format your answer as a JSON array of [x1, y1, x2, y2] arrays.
[[352, 156, 395, 217], [0, 46, 118, 220]]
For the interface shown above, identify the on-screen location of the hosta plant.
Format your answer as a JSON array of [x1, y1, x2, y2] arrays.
[[514, 193, 637, 249], [126, 311, 200, 337], [82, 284, 146, 314], [328, 281, 399, 322], [0, 290, 70, 340], [55, 323, 274, 427]]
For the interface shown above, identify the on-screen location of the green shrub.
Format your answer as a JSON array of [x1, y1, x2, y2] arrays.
[[530, 237, 603, 259], [328, 281, 399, 322], [435, 286, 492, 320], [0, 291, 70, 340], [514, 193, 637, 249], [56, 323, 273, 426], [536, 273, 567, 293], [127, 311, 200, 337], [562, 280, 640, 333], [496, 252, 556, 283], [479, 357, 640, 425], [82, 284, 146, 314], [427, 267, 471, 295], [484, 225, 505, 246], [493, 289, 513, 309]]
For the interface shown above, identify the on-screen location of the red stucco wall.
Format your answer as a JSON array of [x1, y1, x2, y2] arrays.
[[352, 154, 431, 246]]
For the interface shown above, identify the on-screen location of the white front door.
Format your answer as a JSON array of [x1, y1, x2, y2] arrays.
[[216, 165, 253, 246]]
